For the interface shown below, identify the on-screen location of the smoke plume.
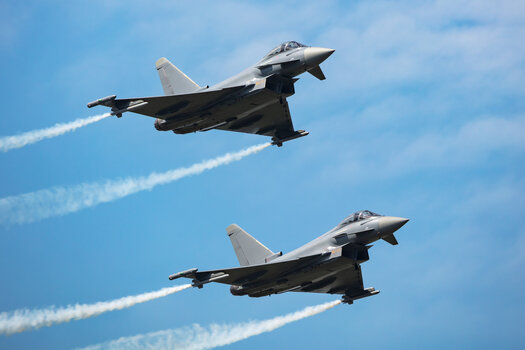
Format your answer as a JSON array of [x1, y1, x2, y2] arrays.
[[0, 284, 191, 335], [0, 113, 111, 152], [0, 143, 271, 225], [77, 299, 341, 350]]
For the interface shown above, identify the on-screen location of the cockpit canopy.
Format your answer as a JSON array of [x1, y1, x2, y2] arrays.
[[263, 41, 307, 59], [338, 210, 381, 227]]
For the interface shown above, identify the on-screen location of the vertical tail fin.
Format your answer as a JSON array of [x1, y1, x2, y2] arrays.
[[227, 224, 273, 266], [155, 57, 200, 95]]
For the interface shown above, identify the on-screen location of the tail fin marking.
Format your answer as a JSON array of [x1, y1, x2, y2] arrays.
[[156, 57, 200, 95], [227, 224, 273, 266]]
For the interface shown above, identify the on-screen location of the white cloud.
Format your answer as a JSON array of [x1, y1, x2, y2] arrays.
[[315, 0, 525, 97], [300, 114, 525, 185], [0, 2, 29, 50], [385, 116, 525, 171]]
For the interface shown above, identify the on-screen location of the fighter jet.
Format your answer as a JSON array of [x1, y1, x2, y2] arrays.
[[87, 41, 334, 146], [169, 210, 409, 304]]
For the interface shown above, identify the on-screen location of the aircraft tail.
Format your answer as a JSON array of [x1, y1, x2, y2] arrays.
[[155, 57, 200, 95], [227, 224, 274, 266]]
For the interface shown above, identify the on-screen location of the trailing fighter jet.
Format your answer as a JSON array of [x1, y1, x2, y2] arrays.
[[87, 41, 334, 146], [169, 210, 409, 304]]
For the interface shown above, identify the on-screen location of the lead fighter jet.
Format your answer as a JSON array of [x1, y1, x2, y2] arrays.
[[87, 41, 334, 146], [169, 211, 409, 304]]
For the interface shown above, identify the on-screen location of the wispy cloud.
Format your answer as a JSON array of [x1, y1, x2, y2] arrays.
[[304, 115, 525, 183], [384, 116, 525, 170], [315, 0, 525, 94], [0, 2, 29, 50]]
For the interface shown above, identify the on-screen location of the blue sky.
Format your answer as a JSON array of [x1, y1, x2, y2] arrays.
[[1, 0, 524, 348]]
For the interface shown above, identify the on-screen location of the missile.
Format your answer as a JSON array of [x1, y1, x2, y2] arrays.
[[199, 121, 228, 132], [192, 273, 230, 288], [87, 95, 116, 108], [168, 268, 198, 280], [111, 101, 149, 118]]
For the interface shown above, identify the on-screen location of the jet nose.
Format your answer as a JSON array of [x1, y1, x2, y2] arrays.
[[379, 217, 409, 236], [304, 47, 335, 67]]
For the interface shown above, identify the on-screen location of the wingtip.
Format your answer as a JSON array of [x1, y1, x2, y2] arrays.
[[226, 224, 239, 236], [156, 57, 169, 69]]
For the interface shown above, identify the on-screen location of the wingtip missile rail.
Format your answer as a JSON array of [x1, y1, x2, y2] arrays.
[[87, 95, 149, 118], [192, 273, 230, 289], [341, 287, 380, 305], [271, 130, 309, 147], [168, 268, 198, 281], [110, 101, 149, 118], [87, 95, 117, 108]]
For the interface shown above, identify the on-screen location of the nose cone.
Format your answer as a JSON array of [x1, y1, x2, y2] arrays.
[[304, 47, 335, 67], [379, 217, 409, 236]]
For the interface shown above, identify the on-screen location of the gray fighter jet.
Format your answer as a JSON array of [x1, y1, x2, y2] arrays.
[[169, 210, 409, 304], [87, 41, 334, 146]]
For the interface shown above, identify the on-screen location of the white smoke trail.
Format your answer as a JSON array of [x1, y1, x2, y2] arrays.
[[0, 142, 271, 225], [77, 299, 341, 350], [0, 284, 191, 335], [0, 113, 111, 152]]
